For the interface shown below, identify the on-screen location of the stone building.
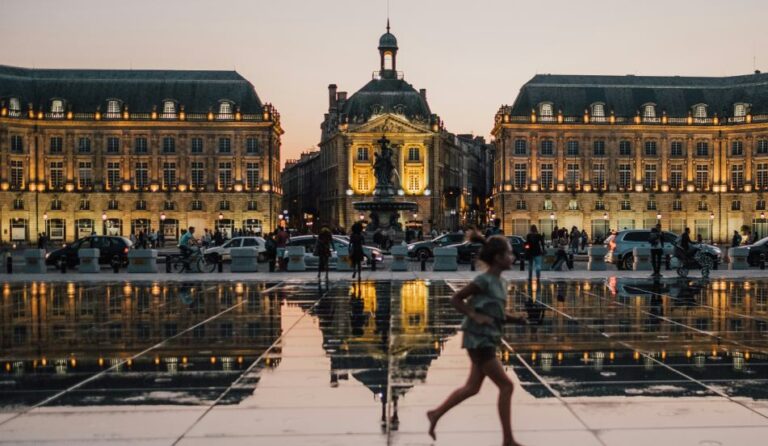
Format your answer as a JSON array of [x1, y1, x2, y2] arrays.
[[0, 65, 282, 244], [315, 24, 490, 233], [281, 150, 321, 230], [492, 72, 768, 243]]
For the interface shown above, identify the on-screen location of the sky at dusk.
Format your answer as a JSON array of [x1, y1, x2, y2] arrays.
[[1, 0, 766, 165]]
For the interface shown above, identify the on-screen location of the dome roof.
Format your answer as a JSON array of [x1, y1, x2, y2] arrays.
[[378, 32, 398, 50], [342, 78, 431, 122]]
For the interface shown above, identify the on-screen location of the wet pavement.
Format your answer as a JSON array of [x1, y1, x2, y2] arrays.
[[0, 277, 767, 445]]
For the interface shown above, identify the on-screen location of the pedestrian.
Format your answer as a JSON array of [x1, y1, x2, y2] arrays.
[[551, 235, 570, 271], [550, 225, 559, 244], [580, 229, 588, 252], [315, 227, 332, 281], [264, 233, 277, 272], [697, 233, 703, 244], [525, 224, 546, 282], [604, 229, 616, 246], [649, 223, 664, 277], [138, 230, 148, 249], [732, 230, 742, 247], [129, 232, 137, 245], [569, 227, 580, 254], [427, 234, 525, 446], [349, 222, 365, 279], [430, 227, 438, 239]]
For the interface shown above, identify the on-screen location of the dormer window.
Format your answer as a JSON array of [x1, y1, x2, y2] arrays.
[[107, 99, 120, 114], [51, 99, 64, 114], [734, 103, 748, 117], [591, 103, 605, 120], [693, 103, 707, 119], [218, 101, 233, 119], [8, 97, 20, 116], [162, 100, 176, 118], [539, 102, 554, 118], [642, 103, 656, 120]]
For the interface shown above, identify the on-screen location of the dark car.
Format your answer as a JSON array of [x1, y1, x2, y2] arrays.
[[45, 236, 133, 267], [745, 236, 768, 266], [407, 232, 466, 260], [446, 236, 526, 264], [507, 235, 526, 263]]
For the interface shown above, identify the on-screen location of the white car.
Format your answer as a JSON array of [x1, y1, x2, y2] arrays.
[[204, 236, 267, 261]]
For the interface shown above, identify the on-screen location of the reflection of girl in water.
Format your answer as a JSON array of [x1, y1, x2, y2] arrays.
[[427, 233, 525, 446]]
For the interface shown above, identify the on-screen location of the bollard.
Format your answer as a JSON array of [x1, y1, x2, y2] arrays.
[[371, 256, 376, 271], [59, 258, 66, 273], [761, 254, 766, 270], [217, 255, 224, 273], [269, 259, 275, 272], [166, 256, 172, 273], [112, 256, 121, 273], [520, 256, 525, 271], [6, 254, 11, 274], [665, 254, 671, 270], [470, 253, 476, 271], [421, 258, 426, 271]]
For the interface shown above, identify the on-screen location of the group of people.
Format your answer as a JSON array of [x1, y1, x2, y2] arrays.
[[129, 230, 165, 249]]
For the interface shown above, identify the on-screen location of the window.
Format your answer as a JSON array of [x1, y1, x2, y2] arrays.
[[566, 140, 579, 156], [79, 198, 90, 210], [698, 200, 709, 211], [619, 140, 632, 156], [647, 200, 657, 211], [568, 199, 579, 211], [515, 200, 527, 210], [134, 137, 148, 154], [673, 199, 683, 211], [163, 200, 175, 211], [357, 147, 369, 161], [51, 99, 64, 114], [78, 162, 93, 189], [107, 100, 120, 115], [592, 163, 605, 190], [644, 141, 657, 156], [219, 200, 231, 211], [191, 161, 205, 188], [135, 200, 147, 211], [539, 102, 553, 117], [695, 165, 709, 190], [134, 162, 148, 189], [644, 164, 657, 190], [758, 139, 768, 155], [49, 136, 63, 153], [107, 162, 121, 190], [191, 200, 203, 211], [757, 199, 766, 211], [693, 104, 707, 119], [162, 100, 176, 116], [592, 103, 605, 120], [11, 198, 23, 210], [566, 163, 580, 188], [595, 199, 606, 211], [10, 160, 24, 189], [758, 163, 768, 190], [191, 137, 204, 153], [246, 137, 259, 154], [734, 103, 747, 117], [162, 136, 176, 153], [162, 162, 177, 189], [670, 165, 683, 190], [50, 199, 62, 211], [408, 147, 420, 161], [218, 137, 231, 153], [357, 173, 370, 191], [218, 101, 233, 116], [8, 97, 20, 115], [732, 200, 742, 211], [593, 140, 605, 156], [696, 141, 709, 157], [514, 139, 527, 155], [618, 164, 632, 189], [218, 162, 232, 190], [732, 140, 744, 156], [107, 199, 119, 210], [540, 140, 554, 156], [620, 200, 631, 211], [247, 200, 258, 211], [407, 173, 420, 192], [543, 199, 553, 211], [670, 141, 683, 157], [540, 164, 553, 190], [49, 162, 64, 189], [513, 163, 527, 189], [107, 137, 120, 153], [643, 104, 656, 119], [78, 137, 91, 153], [731, 165, 744, 190], [246, 163, 260, 190]]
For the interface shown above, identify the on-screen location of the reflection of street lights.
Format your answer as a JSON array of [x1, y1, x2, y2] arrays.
[[43, 213, 48, 236], [710, 212, 715, 243], [450, 209, 457, 231]]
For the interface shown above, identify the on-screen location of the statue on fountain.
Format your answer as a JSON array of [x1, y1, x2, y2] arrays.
[[373, 135, 396, 197]]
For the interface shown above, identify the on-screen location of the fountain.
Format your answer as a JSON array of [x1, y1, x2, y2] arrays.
[[353, 135, 418, 236]]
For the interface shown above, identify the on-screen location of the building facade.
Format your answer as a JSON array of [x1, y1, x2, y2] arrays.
[[0, 65, 282, 244], [315, 25, 490, 233], [492, 72, 768, 243], [281, 150, 321, 230]]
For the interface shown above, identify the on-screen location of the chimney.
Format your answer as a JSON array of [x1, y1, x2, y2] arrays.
[[419, 88, 427, 101], [328, 84, 338, 110], [337, 91, 347, 103], [756, 70, 762, 75]]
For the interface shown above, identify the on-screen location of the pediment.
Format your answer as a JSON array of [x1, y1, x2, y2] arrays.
[[351, 114, 431, 135]]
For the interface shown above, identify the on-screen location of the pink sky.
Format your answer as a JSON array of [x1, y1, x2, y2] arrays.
[[1, 0, 766, 165]]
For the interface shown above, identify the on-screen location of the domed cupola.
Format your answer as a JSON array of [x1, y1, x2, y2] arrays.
[[378, 20, 399, 78]]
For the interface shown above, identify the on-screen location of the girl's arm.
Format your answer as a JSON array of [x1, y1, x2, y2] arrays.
[[451, 283, 493, 325]]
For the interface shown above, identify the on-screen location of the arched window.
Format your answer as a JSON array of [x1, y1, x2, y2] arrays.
[[218, 101, 233, 118], [642, 103, 656, 119], [383, 52, 393, 70], [8, 97, 20, 115], [539, 102, 554, 117], [734, 103, 748, 117], [591, 103, 605, 119], [51, 99, 64, 114], [107, 100, 121, 114], [162, 100, 176, 118], [693, 103, 707, 119]]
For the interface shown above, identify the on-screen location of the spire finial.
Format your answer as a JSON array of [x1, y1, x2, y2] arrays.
[[386, 18, 390, 33]]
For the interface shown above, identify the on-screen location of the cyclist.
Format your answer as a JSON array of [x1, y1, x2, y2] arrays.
[[178, 226, 198, 260]]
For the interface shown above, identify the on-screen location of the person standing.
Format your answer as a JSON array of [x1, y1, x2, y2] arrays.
[[427, 234, 525, 446], [315, 227, 332, 281], [569, 226, 580, 254], [349, 222, 365, 279], [732, 230, 742, 247], [525, 225, 546, 282], [649, 223, 664, 277], [580, 229, 588, 252]]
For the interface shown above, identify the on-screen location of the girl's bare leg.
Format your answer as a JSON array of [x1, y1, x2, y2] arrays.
[[427, 362, 485, 440], [481, 358, 521, 446]]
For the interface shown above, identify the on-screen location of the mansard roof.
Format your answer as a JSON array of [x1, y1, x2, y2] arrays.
[[509, 72, 768, 117], [0, 64, 263, 113], [342, 77, 431, 122]]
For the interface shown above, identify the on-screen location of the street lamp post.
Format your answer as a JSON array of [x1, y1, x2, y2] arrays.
[[101, 212, 107, 235]]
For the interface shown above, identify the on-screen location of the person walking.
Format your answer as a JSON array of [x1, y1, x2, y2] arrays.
[[732, 230, 742, 247], [349, 222, 365, 279], [315, 227, 332, 281], [649, 223, 664, 277], [264, 233, 277, 272], [427, 234, 525, 446], [569, 226, 580, 254], [551, 234, 570, 271], [580, 229, 588, 252], [525, 225, 546, 282]]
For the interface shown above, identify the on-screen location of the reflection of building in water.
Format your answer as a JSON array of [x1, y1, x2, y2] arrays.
[[506, 279, 768, 398], [0, 281, 281, 406], [314, 280, 456, 426]]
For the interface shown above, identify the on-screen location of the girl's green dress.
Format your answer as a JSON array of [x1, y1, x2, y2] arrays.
[[461, 273, 508, 349]]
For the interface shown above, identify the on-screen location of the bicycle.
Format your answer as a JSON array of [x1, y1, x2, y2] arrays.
[[170, 246, 218, 273]]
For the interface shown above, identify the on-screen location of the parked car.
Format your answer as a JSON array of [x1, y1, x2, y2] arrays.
[[606, 229, 721, 270], [507, 235, 526, 263], [445, 235, 526, 264], [282, 235, 383, 269], [407, 232, 466, 260], [743, 236, 768, 266], [45, 236, 133, 267], [204, 236, 266, 261]]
